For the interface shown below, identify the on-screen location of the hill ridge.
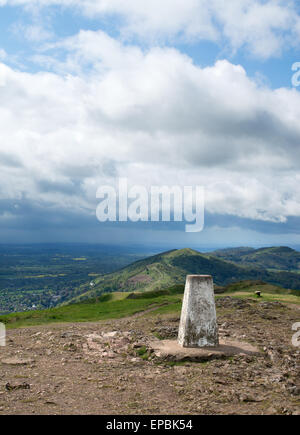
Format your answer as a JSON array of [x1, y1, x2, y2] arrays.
[[68, 247, 300, 304], [211, 245, 300, 272]]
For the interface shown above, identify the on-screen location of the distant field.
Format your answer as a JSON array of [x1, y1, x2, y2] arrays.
[[0, 244, 151, 313], [1, 244, 300, 316]]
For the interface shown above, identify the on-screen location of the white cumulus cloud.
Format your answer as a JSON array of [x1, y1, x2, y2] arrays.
[[0, 29, 300, 230], [2, 0, 300, 58]]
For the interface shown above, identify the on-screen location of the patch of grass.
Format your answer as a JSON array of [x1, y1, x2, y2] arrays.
[[137, 346, 147, 356], [126, 285, 184, 300], [152, 332, 164, 340], [127, 402, 139, 409], [145, 299, 182, 316], [223, 281, 300, 297], [136, 345, 150, 360], [127, 290, 170, 299], [0, 294, 179, 329], [1, 282, 298, 330], [217, 291, 300, 305]]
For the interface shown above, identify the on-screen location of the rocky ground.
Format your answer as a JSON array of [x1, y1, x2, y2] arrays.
[[0, 297, 299, 415]]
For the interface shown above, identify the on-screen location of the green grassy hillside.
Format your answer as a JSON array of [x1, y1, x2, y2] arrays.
[[0, 288, 183, 329], [0, 281, 298, 329], [68, 248, 300, 303], [222, 279, 300, 296], [211, 246, 300, 272]]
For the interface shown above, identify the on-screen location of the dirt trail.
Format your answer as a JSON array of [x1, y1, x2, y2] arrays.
[[130, 302, 173, 318]]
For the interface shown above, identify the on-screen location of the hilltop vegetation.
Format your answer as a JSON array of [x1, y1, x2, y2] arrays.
[[1, 245, 300, 314], [0, 280, 299, 329], [211, 246, 300, 272], [70, 248, 300, 303], [0, 288, 184, 329]]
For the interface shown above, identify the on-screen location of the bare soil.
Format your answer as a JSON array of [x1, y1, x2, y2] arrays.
[[0, 297, 299, 415]]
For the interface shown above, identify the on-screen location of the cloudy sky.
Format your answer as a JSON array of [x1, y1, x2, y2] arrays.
[[1, 0, 300, 248]]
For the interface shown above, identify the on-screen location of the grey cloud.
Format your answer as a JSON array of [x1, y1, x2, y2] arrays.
[[36, 178, 83, 195], [206, 212, 300, 235], [1, 196, 300, 247], [0, 152, 23, 168], [58, 159, 118, 179]]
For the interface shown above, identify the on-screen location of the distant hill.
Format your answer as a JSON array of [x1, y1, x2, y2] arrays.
[[221, 280, 299, 296], [211, 246, 300, 272], [69, 248, 300, 303]]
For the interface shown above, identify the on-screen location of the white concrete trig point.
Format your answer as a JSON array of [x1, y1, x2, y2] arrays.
[[0, 323, 6, 347], [178, 275, 219, 348]]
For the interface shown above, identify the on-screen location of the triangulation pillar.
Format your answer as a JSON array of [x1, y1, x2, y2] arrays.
[[178, 275, 219, 348]]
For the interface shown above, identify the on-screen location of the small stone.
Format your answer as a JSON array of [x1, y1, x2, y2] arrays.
[[6, 382, 30, 391], [287, 386, 300, 396], [102, 331, 118, 338], [239, 394, 263, 403], [1, 357, 35, 366]]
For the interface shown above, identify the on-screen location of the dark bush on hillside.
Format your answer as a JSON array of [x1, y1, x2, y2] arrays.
[[127, 290, 170, 299], [79, 293, 113, 304], [126, 285, 184, 300]]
